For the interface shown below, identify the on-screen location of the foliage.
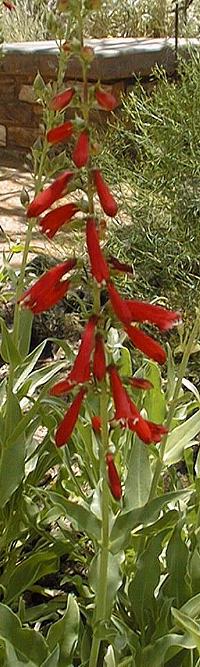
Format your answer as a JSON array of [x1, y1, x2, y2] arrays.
[[102, 51, 200, 321], [1, 0, 200, 42]]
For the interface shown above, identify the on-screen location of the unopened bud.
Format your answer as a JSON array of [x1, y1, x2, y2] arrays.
[[81, 45, 95, 63]]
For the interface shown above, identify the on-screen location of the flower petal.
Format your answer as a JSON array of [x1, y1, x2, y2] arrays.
[[55, 388, 86, 447], [27, 171, 73, 218]]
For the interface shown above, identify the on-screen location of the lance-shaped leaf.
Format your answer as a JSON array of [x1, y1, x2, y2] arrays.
[[47, 594, 80, 667], [0, 603, 48, 665]]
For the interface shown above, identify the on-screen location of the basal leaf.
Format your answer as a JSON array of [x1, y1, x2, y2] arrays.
[[163, 410, 200, 465], [124, 436, 152, 511], [47, 594, 80, 667], [4, 551, 59, 604]]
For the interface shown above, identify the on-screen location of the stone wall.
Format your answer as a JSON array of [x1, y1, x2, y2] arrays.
[[0, 37, 199, 152]]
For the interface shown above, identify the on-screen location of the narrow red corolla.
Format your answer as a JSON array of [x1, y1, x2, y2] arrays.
[[50, 87, 75, 111], [125, 300, 181, 331], [108, 281, 132, 325], [128, 377, 153, 390], [93, 169, 118, 217], [93, 333, 106, 381], [108, 255, 134, 275], [50, 316, 97, 395], [55, 388, 86, 447], [95, 87, 118, 111], [106, 453, 122, 501], [145, 420, 168, 443], [18, 259, 76, 314], [86, 218, 110, 284], [92, 416, 102, 432], [27, 171, 73, 218], [72, 130, 89, 168], [40, 202, 79, 239], [125, 324, 166, 365], [108, 365, 136, 423], [47, 121, 74, 145]]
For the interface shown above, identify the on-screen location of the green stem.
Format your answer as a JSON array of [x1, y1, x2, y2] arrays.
[[88, 382, 110, 667]]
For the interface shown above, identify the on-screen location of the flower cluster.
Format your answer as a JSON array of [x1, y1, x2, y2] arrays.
[[19, 42, 181, 502]]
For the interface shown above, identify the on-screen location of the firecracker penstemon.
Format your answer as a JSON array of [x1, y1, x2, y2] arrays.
[[17, 2, 182, 664]]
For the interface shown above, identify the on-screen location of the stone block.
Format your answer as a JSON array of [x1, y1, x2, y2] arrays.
[[0, 124, 6, 147], [0, 76, 15, 100], [0, 101, 39, 127], [19, 84, 36, 103], [7, 125, 40, 148]]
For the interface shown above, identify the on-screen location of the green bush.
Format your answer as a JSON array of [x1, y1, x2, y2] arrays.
[[103, 51, 200, 316]]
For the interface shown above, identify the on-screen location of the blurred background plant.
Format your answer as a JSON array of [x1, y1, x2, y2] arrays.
[[0, 0, 200, 42]]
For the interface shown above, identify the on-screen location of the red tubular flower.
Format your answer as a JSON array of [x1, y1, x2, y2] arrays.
[[50, 87, 75, 111], [55, 388, 86, 447], [125, 324, 166, 365], [86, 218, 110, 284], [72, 130, 90, 168], [145, 420, 168, 443], [108, 255, 134, 275], [106, 453, 122, 501], [128, 377, 153, 390], [50, 316, 97, 395], [108, 281, 132, 325], [108, 364, 136, 423], [95, 87, 118, 111], [40, 202, 79, 239], [27, 171, 73, 218], [93, 333, 106, 381], [92, 416, 102, 432], [126, 300, 182, 331], [18, 259, 76, 314], [47, 121, 74, 145], [93, 169, 118, 217]]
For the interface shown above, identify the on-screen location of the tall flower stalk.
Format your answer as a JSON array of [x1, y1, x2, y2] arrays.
[[17, 2, 183, 664]]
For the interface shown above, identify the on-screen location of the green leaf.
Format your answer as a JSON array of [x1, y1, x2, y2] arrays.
[[0, 318, 22, 367], [4, 551, 59, 604], [41, 647, 60, 667], [119, 347, 132, 377], [0, 432, 25, 507], [110, 488, 193, 553], [141, 632, 195, 667], [103, 645, 116, 667], [124, 436, 152, 510], [163, 410, 200, 465], [47, 594, 80, 667], [144, 362, 166, 423], [89, 551, 123, 618], [47, 492, 101, 542], [160, 521, 190, 607], [13, 341, 47, 393], [171, 608, 200, 653], [14, 307, 33, 359], [0, 603, 48, 665], [189, 547, 200, 596], [128, 532, 163, 631]]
